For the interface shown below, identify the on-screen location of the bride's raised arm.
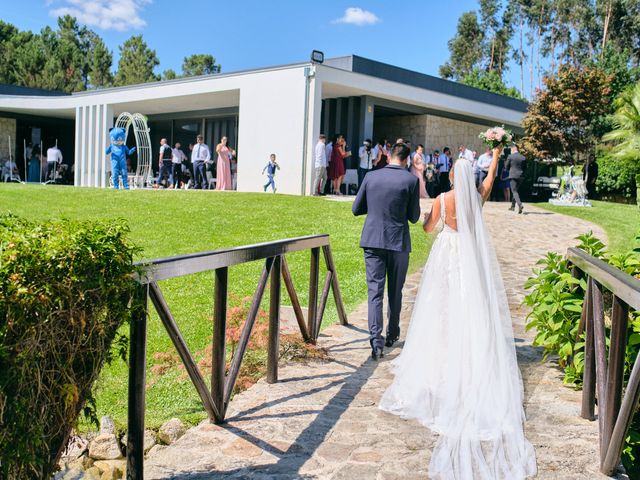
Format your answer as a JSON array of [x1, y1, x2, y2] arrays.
[[478, 147, 503, 202], [423, 194, 442, 233]]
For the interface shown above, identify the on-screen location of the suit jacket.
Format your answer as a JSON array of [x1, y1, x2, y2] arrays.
[[505, 153, 526, 180], [352, 165, 421, 252]]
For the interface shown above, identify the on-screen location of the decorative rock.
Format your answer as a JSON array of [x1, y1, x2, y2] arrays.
[[85, 467, 102, 479], [143, 429, 156, 452], [61, 435, 89, 462], [99, 416, 117, 435], [146, 444, 167, 458], [94, 459, 125, 480], [88, 434, 123, 460], [158, 418, 186, 445]]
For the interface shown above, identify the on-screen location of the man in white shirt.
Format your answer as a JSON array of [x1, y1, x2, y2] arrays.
[[458, 144, 474, 162], [191, 134, 211, 189], [357, 139, 375, 191], [46, 144, 62, 182], [171, 142, 187, 189], [476, 147, 493, 186], [313, 134, 327, 196]]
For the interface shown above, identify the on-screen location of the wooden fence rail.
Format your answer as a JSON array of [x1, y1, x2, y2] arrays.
[[567, 247, 640, 476], [126, 235, 348, 479]]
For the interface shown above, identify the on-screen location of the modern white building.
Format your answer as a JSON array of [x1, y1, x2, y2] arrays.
[[0, 54, 527, 195]]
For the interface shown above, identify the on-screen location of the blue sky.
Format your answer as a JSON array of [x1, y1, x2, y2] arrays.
[[2, 0, 531, 94]]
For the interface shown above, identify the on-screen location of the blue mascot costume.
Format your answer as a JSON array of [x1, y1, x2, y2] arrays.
[[106, 127, 136, 189]]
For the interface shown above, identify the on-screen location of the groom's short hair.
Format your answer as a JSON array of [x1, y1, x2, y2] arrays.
[[390, 143, 410, 162]]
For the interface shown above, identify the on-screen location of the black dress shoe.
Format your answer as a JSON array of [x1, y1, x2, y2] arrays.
[[518, 206, 524, 214], [385, 336, 398, 348], [508, 205, 515, 211], [371, 347, 384, 361]]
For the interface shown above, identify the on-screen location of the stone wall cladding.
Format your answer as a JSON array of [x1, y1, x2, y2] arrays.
[[0, 117, 17, 160], [374, 114, 492, 155]]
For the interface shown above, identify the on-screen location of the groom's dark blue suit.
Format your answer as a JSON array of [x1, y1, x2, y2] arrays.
[[352, 164, 421, 351]]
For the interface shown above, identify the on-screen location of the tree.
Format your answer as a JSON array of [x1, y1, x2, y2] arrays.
[[181, 54, 220, 77], [439, 11, 484, 80], [86, 32, 113, 89], [602, 82, 640, 162], [520, 65, 613, 164], [461, 68, 523, 99], [162, 69, 177, 80], [114, 35, 159, 86]]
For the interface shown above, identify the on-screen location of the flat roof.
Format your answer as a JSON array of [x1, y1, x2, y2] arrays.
[[325, 55, 527, 113], [0, 55, 527, 114]]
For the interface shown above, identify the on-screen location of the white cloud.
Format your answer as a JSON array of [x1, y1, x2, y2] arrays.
[[49, 0, 151, 32], [333, 7, 381, 26]]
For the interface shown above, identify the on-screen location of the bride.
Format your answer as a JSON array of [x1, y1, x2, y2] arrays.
[[379, 147, 537, 479]]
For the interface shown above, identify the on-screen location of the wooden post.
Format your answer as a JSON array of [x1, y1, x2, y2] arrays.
[[315, 271, 333, 339], [149, 282, 220, 422], [603, 296, 629, 456], [281, 256, 310, 342], [322, 245, 348, 325], [573, 266, 587, 340], [223, 258, 273, 406], [591, 279, 609, 460], [267, 256, 282, 384], [127, 284, 148, 480], [308, 248, 320, 342], [602, 328, 640, 475], [212, 267, 228, 424], [581, 279, 596, 421]]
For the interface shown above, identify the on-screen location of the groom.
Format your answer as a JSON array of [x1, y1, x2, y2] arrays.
[[352, 143, 421, 360]]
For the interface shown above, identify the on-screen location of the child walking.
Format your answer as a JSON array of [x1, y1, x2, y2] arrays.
[[262, 153, 280, 193]]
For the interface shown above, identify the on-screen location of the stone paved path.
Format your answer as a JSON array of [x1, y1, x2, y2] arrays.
[[145, 201, 612, 479]]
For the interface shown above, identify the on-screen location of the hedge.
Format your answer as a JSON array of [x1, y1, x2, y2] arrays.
[[0, 215, 137, 479]]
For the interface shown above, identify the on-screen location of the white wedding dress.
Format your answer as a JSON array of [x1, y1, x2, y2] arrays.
[[379, 159, 537, 479]]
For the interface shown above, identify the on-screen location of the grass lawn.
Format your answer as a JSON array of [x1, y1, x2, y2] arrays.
[[536, 200, 639, 254], [0, 184, 432, 429]]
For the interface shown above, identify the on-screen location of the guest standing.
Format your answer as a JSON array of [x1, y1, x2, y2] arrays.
[[476, 147, 493, 187], [438, 147, 451, 193], [328, 135, 350, 195], [46, 144, 62, 182], [505, 144, 526, 214], [410, 144, 427, 198], [191, 134, 211, 190], [216, 136, 235, 191], [583, 155, 598, 198], [498, 160, 511, 202], [373, 139, 388, 170], [171, 142, 187, 189], [358, 139, 375, 191], [156, 138, 173, 188], [313, 134, 328, 195]]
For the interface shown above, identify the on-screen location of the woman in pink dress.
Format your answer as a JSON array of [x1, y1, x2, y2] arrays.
[[215, 136, 235, 191], [411, 144, 427, 199]]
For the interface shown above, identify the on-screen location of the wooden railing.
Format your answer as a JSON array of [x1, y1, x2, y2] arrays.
[[568, 247, 640, 476], [125, 235, 348, 479]]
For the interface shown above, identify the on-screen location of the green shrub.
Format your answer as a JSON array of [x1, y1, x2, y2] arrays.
[[524, 229, 640, 474], [596, 151, 640, 197], [0, 215, 137, 479]]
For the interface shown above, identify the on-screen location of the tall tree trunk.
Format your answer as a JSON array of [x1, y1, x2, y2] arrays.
[[519, 10, 525, 97], [536, 4, 544, 92], [601, 0, 613, 55], [530, 35, 534, 98], [490, 37, 496, 72]]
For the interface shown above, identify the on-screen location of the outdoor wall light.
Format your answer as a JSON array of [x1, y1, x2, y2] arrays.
[[311, 50, 324, 64]]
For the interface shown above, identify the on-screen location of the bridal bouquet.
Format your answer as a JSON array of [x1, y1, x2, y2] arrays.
[[479, 126, 513, 149]]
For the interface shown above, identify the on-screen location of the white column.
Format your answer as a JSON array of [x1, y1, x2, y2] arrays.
[[81, 106, 90, 186], [87, 105, 95, 187], [100, 105, 114, 188], [74, 106, 82, 186], [305, 73, 322, 196]]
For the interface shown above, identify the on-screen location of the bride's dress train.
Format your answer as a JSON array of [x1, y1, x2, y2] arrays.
[[379, 160, 537, 479]]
